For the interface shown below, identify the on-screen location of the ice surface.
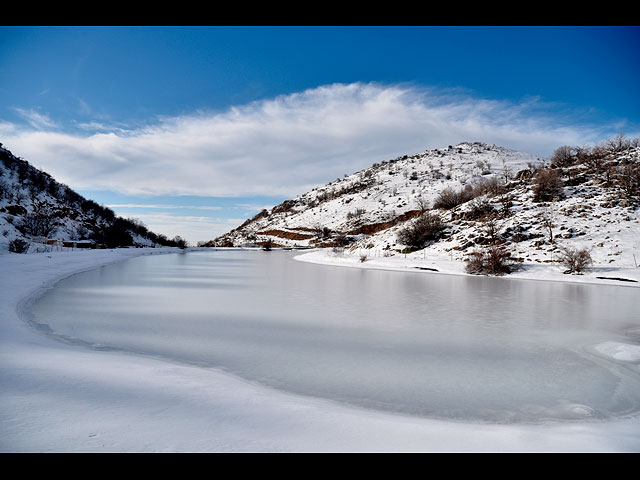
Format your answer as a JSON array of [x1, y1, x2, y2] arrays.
[[4, 248, 640, 452], [29, 250, 640, 423]]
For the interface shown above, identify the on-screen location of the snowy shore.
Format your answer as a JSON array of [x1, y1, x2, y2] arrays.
[[294, 248, 640, 288], [2, 247, 640, 452]]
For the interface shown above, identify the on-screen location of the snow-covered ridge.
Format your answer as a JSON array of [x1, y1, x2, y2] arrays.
[[0, 143, 184, 252], [211, 142, 541, 246], [209, 139, 640, 277]]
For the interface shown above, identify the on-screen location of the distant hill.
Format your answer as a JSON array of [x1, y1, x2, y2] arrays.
[[207, 137, 640, 271], [0, 143, 185, 253]]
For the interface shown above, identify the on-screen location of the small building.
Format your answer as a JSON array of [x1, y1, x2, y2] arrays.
[[63, 239, 96, 249], [33, 237, 96, 249]]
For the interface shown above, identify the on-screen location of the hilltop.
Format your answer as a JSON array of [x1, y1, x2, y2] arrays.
[[209, 136, 640, 275]]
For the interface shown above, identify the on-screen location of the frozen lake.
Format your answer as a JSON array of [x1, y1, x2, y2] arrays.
[[28, 250, 640, 423]]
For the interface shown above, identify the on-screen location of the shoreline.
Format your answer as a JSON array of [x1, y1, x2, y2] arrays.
[[293, 248, 640, 288], [2, 247, 640, 452]]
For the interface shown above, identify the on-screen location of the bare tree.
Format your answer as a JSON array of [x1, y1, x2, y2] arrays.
[[415, 195, 430, 213], [532, 167, 563, 202], [541, 205, 556, 244], [606, 133, 632, 153], [574, 145, 591, 162], [616, 161, 640, 199], [501, 160, 514, 183], [586, 144, 609, 173], [550, 145, 575, 167], [20, 201, 58, 238], [172, 235, 189, 249], [70, 224, 89, 241]]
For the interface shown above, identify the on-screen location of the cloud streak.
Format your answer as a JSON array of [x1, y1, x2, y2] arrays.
[[1, 82, 627, 198], [107, 204, 223, 211], [13, 107, 59, 130]]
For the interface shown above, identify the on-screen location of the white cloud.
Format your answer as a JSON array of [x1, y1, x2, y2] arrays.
[[12, 108, 59, 130], [1, 83, 627, 198]]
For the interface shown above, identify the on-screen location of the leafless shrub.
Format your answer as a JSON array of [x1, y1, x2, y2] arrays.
[[557, 245, 593, 274], [313, 224, 332, 239], [433, 186, 474, 209], [476, 176, 505, 197], [480, 215, 502, 245], [334, 234, 352, 247], [397, 212, 446, 248], [359, 254, 368, 263], [9, 238, 30, 253], [0, 179, 10, 201], [465, 246, 522, 276], [532, 167, 563, 202], [464, 198, 495, 221], [498, 194, 513, 217], [346, 208, 366, 220]]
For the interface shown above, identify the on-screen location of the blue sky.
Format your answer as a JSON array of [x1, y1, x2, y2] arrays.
[[1, 26, 639, 243]]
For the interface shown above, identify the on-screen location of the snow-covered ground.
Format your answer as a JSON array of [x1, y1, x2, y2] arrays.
[[294, 248, 640, 288], [2, 247, 640, 452]]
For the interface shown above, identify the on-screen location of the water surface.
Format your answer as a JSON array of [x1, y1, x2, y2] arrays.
[[29, 250, 640, 423]]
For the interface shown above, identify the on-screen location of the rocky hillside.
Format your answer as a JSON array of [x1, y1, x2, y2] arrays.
[[0, 143, 185, 253], [209, 137, 640, 270]]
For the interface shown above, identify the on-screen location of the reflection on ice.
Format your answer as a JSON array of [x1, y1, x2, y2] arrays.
[[30, 250, 640, 423]]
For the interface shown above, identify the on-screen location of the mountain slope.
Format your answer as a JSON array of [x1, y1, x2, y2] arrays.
[[0, 143, 183, 252], [209, 139, 640, 271], [212, 142, 538, 246]]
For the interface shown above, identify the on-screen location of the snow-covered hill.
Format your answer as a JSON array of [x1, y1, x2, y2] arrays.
[[0, 143, 184, 253], [209, 139, 640, 273]]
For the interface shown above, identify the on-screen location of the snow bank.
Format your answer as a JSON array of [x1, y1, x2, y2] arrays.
[[594, 342, 640, 363], [294, 248, 640, 288], [2, 248, 640, 452]]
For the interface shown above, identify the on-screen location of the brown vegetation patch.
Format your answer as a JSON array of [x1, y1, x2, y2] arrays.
[[346, 209, 422, 235], [256, 229, 315, 240]]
